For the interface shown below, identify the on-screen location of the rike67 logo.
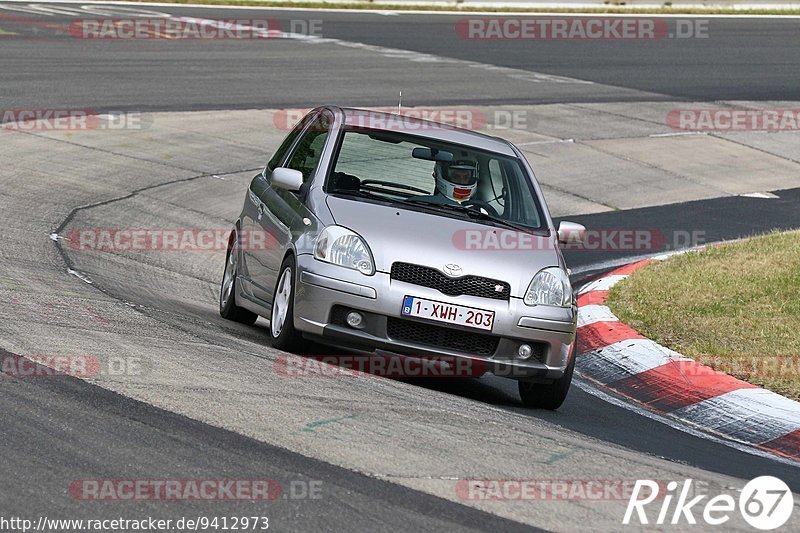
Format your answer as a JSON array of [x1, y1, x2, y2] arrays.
[[624, 477, 793, 530]]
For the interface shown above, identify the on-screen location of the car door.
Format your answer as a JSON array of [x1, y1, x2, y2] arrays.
[[239, 114, 311, 303], [254, 110, 332, 306]]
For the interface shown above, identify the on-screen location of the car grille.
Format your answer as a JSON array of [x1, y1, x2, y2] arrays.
[[386, 317, 499, 356], [390, 262, 510, 301]]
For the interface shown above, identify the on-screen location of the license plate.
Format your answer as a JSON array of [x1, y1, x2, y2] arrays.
[[401, 296, 495, 331]]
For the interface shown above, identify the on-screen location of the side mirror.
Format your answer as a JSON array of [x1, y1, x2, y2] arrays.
[[557, 221, 586, 245], [271, 167, 304, 192]]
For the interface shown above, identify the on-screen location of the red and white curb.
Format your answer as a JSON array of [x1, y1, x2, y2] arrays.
[[575, 256, 800, 462]]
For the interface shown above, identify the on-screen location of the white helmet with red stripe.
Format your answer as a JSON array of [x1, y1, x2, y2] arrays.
[[434, 159, 479, 203]]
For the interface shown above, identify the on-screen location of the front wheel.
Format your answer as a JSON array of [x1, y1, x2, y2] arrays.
[[518, 345, 575, 410], [269, 256, 304, 351]]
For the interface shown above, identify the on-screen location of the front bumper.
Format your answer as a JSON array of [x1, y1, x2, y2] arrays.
[[293, 255, 577, 380]]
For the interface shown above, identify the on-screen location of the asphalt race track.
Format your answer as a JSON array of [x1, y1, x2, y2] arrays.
[[1, 3, 800, 531], [1, 5, 800, 110]]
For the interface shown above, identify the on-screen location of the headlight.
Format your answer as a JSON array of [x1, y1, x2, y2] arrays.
[[314, 225, 375, 275], [523, 267, 572, 307]]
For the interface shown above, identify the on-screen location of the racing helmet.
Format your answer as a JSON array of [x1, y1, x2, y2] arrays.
[[434, 159, 479, 203]]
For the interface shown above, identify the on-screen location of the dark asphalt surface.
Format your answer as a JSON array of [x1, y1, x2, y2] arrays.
[[417, 373, 800, 492], [2, 3, 800, 531], [559, 185, 800, 277], [0, 5, 799, 111], [304, 13, 800, 102], [0, 348, 537, 533]]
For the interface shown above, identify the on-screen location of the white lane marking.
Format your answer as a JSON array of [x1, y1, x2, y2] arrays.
[[649, 248, 699, 261], [4, 1, 800, 18], [579, 338, 688, 382], [0, 2, 91, 15], [571, 243, 720, 276], [573, 377, 800, 468], [517, 138, 574, 146], [649, 131, 708, 138], [673, 388, 800, 445], [572, 256, 645, 276], [173, 16, 595, 86], [577, 303, 617, 327], [0, 2, 171, 17], [67, 269, 93, 284], [577, 274, 627, 295], [741, 191, 779, 199], [96, 113, 121, 121]]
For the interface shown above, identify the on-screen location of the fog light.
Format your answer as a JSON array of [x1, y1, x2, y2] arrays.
[[517, 344, 533, 360], [346, 311, 364, 329]]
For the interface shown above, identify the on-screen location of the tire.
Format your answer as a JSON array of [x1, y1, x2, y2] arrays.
[[518, 343, 576, 410], [269, 256, 304, 351], [219, 231, 258, 325]]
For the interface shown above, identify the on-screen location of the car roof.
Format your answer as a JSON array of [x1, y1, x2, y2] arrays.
[[329, 106, 518, 157]]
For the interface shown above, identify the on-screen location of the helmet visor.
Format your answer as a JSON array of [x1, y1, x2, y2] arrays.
[[447, 163, 478, 186]]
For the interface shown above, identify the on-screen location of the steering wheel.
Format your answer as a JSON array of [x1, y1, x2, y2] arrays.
[[462, 199, 500, 217]]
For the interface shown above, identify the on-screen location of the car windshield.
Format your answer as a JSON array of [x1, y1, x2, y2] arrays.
[[326, 128, 545, 230]]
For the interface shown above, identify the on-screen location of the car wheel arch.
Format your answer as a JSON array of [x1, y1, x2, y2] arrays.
[[280, 248, 297, 268]]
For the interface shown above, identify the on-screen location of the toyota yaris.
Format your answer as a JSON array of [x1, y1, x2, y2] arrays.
[[219, 106, 586, 409]]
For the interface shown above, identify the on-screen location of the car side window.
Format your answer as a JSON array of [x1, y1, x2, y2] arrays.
[[485, 158, 507, 216], [286, 112, 331, 183], [266, 112, 317, 172]]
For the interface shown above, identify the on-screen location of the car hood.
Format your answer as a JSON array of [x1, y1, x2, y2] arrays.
[[325, 195, 560, 298]]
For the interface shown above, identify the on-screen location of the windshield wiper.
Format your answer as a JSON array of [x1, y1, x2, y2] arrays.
[[403, 199, 535, 233], [329, 189, 390, 201]]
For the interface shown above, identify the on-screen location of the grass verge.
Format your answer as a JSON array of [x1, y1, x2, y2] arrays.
[[607, 230, 800, 400], [114, 0, 800, 16]]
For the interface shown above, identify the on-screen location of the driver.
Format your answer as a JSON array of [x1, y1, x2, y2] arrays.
[[415, 159, 479, 205], [435, 159, 479, 203]]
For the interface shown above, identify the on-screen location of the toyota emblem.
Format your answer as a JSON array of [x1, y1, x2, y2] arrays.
[[443, 263, 462, 277]]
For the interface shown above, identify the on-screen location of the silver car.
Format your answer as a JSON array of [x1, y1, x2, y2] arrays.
[[219, 106, 586, 409]]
